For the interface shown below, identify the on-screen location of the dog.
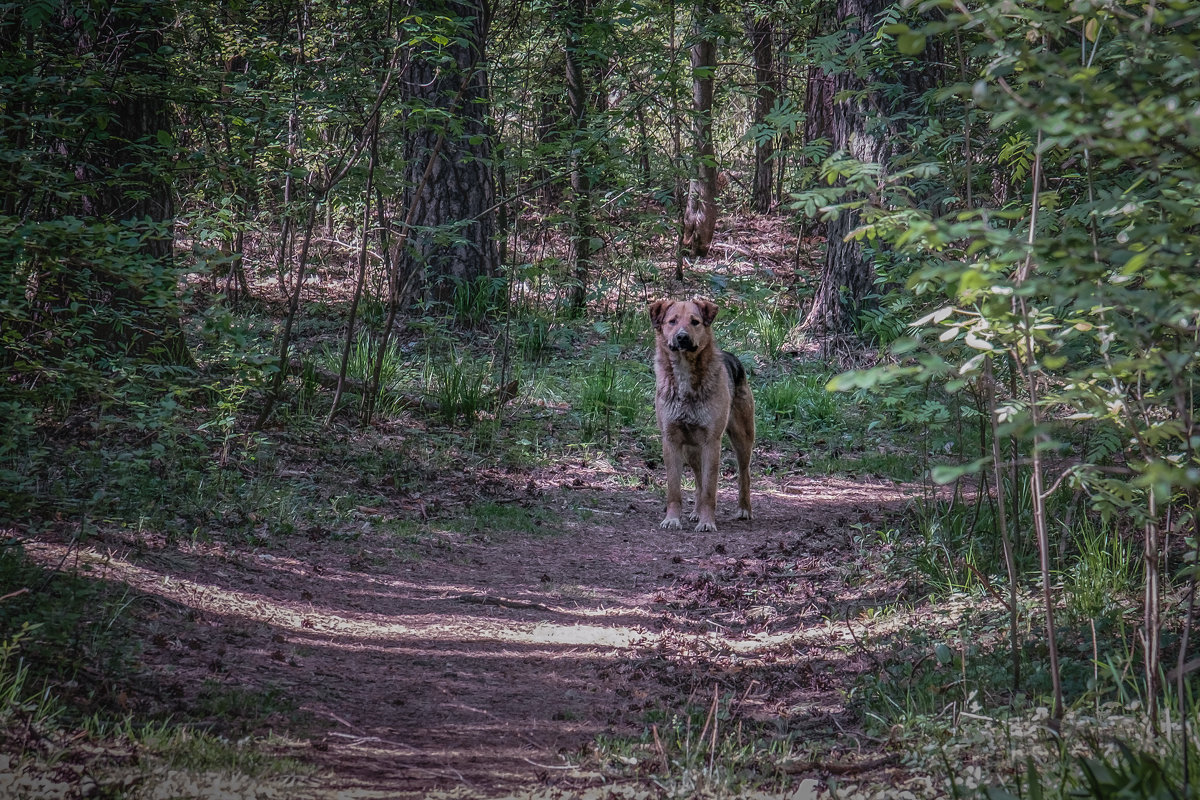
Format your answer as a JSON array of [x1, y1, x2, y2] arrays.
[[649, 297, 754, 532]]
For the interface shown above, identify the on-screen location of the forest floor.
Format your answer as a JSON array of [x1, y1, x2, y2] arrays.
[[7, 211, 972, 798], [23, 463, 928, 799]]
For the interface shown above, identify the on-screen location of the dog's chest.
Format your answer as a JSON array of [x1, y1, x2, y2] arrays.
[[656, 370, 723, 432], [658, 394, 708, 427]]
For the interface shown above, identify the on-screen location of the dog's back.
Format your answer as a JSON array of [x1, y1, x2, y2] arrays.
[[720, 350, 747, 393]]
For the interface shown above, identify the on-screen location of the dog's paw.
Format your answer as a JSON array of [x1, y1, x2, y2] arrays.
[[694, 520, 717, 532], [737, 508, 751, 520], [688, 511, 699, 522], [660, 517, 682, 530]]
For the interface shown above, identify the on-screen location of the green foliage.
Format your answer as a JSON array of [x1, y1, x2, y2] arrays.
[[0, 621, 59, 734], [852, 0, 1200, 520], [741, 306, 798, 361], [907, 500, 1006, 598], [320, 333, 406, 392], [577, 358, 652, 443], [0, 542, 135, 699], [813, 1, 1200, 725], [444, 502, 552, 538], [512, 311, 557, 362], [987, 740, 1200, 800], [422, 346, 492, 426], [758, 372, 841, 432], [450, 275, 508, 328], [593, 695, 795, 797], [1064, 521, 1140, 623]]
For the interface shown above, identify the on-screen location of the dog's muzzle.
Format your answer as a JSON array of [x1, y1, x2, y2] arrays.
[[669, 332, 697, 352]]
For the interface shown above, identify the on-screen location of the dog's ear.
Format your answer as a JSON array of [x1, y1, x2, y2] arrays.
[[694, 297, 719, 326], [648, 299, 671, 329]]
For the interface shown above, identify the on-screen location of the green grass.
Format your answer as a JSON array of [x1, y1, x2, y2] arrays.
[[590, 695, 798, 797], [757, 372, 841, 432], [317, 331, 408, 389], [450, 274, 508, 328], [722, 304, 798, 360], [422, 346, 493, 425], [510, 311, 556, 361], [314, 331, 421, 418], [1064, 519, 1140, 622], [442, 501, 553, 538], [577, 359, 653, 443], [808, 450, 919, 481], [0, 544, 308, 796]]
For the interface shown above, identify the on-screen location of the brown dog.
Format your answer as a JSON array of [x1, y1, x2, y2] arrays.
[[649, 297, 754, 531]]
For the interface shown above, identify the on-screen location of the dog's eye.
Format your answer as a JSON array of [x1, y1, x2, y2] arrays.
[[691, 318, 699, 326]]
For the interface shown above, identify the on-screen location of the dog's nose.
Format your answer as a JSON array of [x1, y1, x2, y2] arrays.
[[671, 331, 693, 350]]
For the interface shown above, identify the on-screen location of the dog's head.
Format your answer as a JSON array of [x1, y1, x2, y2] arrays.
[[649, 297, 718, 353]]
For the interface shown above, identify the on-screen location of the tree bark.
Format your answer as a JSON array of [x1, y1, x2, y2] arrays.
[[800, 0, 888, 336], [682, 0, 719, 258], [18, 0, 192, 366], [397, 1, 500, 306], [748, 12, 776, 214], [565, 0, 595, 311]]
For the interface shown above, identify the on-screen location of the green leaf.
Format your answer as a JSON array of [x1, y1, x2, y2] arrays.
[[964, 330, 993, 351], [931, 457, 988, 484], [896, 31, 927, 55]]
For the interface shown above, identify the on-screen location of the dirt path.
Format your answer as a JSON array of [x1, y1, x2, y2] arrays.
[[28, 473, 921, 797]]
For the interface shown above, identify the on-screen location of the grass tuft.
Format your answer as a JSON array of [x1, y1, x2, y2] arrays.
[[577, 359, 651, 443], [758, 372, 841, 431]]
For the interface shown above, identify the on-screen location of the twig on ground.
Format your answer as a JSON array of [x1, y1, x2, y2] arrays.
[[964, 561, 1012, 610], [782, 754, 897, 775], [521, 757, 578, 771], [453, 593, 553, 612], [327, 732, 419, 751], [843, 617, 883, 668]]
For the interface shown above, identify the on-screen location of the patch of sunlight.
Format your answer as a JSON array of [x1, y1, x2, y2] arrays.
[[22, 542, 644, 652]]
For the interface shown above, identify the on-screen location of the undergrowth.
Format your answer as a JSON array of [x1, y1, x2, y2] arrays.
[[0, 541, 310, 797], [591, 692, 799, 797], [11, 241, 1187, 800]]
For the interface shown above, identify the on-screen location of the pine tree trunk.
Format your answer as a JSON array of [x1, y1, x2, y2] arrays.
[[748, 13, 775, 215], [25, 1, 192, 366], [398, 2, 499, 306], [565, 0, 594, 311], [682, 1, 718, 258], [801, 0, 888, 336]]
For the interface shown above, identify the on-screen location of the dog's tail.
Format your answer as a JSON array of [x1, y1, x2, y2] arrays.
[[721, 350, 748, 390]]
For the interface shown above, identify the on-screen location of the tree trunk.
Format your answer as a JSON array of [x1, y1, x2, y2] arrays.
[[682, 0, 719, 258], [565, 0, 594, 311], [636, 104, 652, 185], [19, 0, 192, 367], [398, 2, 500, 306], [748, 12, 776, 214], [800, 0, 888, 336]]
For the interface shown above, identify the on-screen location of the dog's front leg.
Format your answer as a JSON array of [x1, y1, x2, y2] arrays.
[[660, 432, 684, 529], [693, 439, 721, 532]]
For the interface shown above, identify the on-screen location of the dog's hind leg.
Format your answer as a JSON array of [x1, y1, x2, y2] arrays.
[[727, 420, 753, 522], [727, 384, 755, 521], [731, 432, 752, 520]]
